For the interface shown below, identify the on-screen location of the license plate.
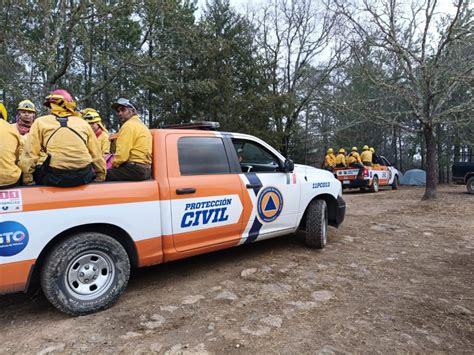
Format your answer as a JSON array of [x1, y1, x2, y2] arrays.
[[343, 180, 350, 184]]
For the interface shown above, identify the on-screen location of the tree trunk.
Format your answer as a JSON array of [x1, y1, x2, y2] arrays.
[[422, 124, 438, 200]]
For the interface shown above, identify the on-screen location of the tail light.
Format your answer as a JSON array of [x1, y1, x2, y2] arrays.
[[363, 168, 369, 177]]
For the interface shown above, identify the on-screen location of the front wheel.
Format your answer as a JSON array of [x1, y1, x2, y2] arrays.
[[305, 199, 328, 249], [467, 176, 474, 194], [391, 175, 399, 190], [41, 232, 130, 316]]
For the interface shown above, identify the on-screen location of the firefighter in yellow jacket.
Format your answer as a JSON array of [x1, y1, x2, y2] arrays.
[[20, 89, 106, 187], [347, 146, 364, 178], [0, 103, 22, 188], [335, 148, 347, 168], [323, 148, 336, 171], [360, 145, 373, 166], [107, 98, 152, 181], [82, 108, 110, 155]]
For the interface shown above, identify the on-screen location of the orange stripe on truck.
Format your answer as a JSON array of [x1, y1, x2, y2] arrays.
[[0, 259, 35, 294]]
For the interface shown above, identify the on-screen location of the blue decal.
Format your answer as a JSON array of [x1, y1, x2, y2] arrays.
[[180, 198, 232, 228], [312, 182, 331, 189], [0, 221, 29, 257], [244, 217, 263, 244], [257, 187, 283, 223]]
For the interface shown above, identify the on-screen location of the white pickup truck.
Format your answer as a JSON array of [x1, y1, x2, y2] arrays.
[[0, 126, 345, 315]]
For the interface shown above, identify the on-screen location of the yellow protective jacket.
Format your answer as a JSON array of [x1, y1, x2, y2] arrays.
[[20, 114, 106, 184], [97, 130, 111, 155], [360, 150, 373, 163], [347, 152, 362, 165], [324, 153, 336, 168], [335, 153, 347, 167], [113, 115, 152, 168], [0, 120, 21, 186]]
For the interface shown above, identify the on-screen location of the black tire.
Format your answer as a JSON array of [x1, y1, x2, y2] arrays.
[[370, 176, 379, 193], [41, 232, 130, 316], [391, 175, 399, 190], [305, 199, 328, 249], [467, 176, 474, 194]]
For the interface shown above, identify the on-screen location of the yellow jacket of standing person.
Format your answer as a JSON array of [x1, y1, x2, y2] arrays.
[[335, 153, 347, 167], [113, 115, 152, 168], [324, 153, 336, 168], [0, 119, 22, 187], [361, 150, 373, 163], [20, 115, 107, 184]]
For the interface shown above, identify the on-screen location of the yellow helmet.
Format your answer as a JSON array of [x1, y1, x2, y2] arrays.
[[327, 148, 334, 154], [362, 145, 369, 150], [83, 109, 107, 131], [351, 146, 358, 151], [370, 147, 375, 153], [338, 148, 346, 154], [0, 103, 7, 121], [17, 99, 37, 113]]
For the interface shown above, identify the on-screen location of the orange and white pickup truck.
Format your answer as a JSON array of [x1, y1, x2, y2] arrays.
[[0, 126, 345, 315], [334, 156, 401, 192]]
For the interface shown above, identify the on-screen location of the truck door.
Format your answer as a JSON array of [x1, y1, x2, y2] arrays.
[[231, 138, 300, 243], [167, 134, 245, 252]]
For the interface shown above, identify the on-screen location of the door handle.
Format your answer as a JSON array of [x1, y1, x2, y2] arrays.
[[176, 188, 196, 195], [246, 183, 262, 189]]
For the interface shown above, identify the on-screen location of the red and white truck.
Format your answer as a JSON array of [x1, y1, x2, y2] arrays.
[[0, 126, 345, 315], [334, 156, 401, 192]]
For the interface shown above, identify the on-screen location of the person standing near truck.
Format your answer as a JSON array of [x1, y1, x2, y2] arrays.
[[335, 148, 347, 168], [20, 89, 106, 187], [0, 103, 22, 188], [107, 98, 152, 181], [360, 145, 373, 166]]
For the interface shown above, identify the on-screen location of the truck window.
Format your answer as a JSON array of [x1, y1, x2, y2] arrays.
[[178, 137, 231, 175], [232, 139, 281, 173]]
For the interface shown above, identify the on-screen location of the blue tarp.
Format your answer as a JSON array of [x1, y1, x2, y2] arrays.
[[400, 169, 426, 186]]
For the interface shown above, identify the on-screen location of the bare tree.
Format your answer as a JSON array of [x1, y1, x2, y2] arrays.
[[332, 0, 473, 200], [252, 0, 341, 156]]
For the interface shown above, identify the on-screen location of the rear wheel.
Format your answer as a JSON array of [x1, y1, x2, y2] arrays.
[[305, 199, 328, 249], [467, 176, 474, 194], [370, 176, 379, 193], [41, 232, 130, 316], [391, 175, 399, 190]]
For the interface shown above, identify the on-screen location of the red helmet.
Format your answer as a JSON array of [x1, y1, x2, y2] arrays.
[[44, 89, 77, 112]]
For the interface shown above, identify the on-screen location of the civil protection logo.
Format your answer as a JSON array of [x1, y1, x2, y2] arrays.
[[0, 221, 29, 257], [257, 187, 283, 223]]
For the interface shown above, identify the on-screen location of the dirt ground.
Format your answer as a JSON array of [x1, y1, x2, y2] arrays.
[[1, 185, 473, 354]]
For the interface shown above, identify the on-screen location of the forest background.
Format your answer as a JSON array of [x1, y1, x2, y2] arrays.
[[1, 0, 472, 199]]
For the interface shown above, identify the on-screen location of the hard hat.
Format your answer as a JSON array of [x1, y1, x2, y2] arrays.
[[44, 89, 77, 113], [80, 107, 97, 117], [17, 100, 37, 113], [111, 98, 136, 112], [0, 103, 7, 121], [370, 147, 375, 153], [338, 148, 345, 154], [351, 146, 358, 151], [362, 145, 369, 150], [83, 109, 107, 131], [327, 148, 334, 154]]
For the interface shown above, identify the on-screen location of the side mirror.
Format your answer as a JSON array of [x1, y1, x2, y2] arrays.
[[283, 159, 294, 173]]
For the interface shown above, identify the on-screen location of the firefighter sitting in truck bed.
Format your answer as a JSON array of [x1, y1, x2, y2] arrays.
[[323, 148, 336, 171], [335, 148, 347, 168], [360, 145, 373, 166], [347, 146, 364, 178], [0, 103, 22, 189]]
